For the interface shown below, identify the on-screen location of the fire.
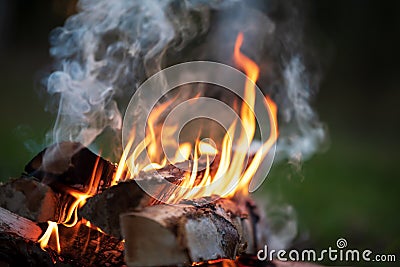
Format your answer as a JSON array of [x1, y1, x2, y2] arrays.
[[38, 155, 105, 253], [198, 139, 218, 156], [37, 32, 278, 257], [115, 32, 279, 202], [38, 221, 61, 253]]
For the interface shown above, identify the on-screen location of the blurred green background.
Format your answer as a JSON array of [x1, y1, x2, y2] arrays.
[[0, 0, 398, 266]]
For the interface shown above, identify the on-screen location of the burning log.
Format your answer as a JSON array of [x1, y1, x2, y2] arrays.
[[0, 206, 125, 266], [0, 142, 326, 267], [0, 206, 58, 266], [25, 142, 117, 194], [79, 164, 190, 238], [120, 197, 262, 267], [80, 179, 158, 239]]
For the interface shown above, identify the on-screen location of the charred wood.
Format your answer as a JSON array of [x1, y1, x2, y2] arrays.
[[0, 207, 125, 266], [25, 142, 117, 194], [79, 166, 187, 239]]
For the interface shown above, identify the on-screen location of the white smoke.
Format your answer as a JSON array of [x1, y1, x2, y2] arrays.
[[276, 57, 326, 163], [45, 0, 237, 155], [44, 0, 325, 163]]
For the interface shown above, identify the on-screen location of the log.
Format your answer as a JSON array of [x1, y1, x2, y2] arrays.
[[79, 165, 187, 239], [120, 197, 261, 267], [0, 207, 57, 266], [0, 177, 60, 222], [0, 206, 125, 266], [0, 206, 42, 241], [79, 155, 241, 239], [0, 232, 57, 267], [25, 142, 117, 194]]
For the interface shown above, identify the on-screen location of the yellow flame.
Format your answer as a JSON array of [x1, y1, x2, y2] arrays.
[[38, 221, 60, 253], [198, 140, 218, 156], [38, 155, 105, 253], [116, 32, 279, 203], [174, 142, 192, 162], [104, 33, 278, 207]]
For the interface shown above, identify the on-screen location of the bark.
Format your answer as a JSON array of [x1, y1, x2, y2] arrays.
[[120, 197, 261, 267], [0, 177, 60, 222], [79, 165, 187, 239], [0, 207, 125, 266], [25, 142, 117, 194], [0, 207, 57, 266], [0, 206, 42, 241]]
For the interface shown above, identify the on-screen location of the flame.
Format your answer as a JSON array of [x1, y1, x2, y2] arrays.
[[174, 142, 192, 162], [198, 140, 218, 156], [115, 32, 278, 203], [38, 221, 61, 253], [38, 155, 105, 253]]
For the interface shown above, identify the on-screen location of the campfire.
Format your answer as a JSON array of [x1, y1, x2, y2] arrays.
[[0, 1, 326, 267], [0, 33, 280, 266]]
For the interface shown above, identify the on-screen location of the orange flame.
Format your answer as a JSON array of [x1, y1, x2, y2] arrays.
[[38, 221, 61, 253], [114, 32, 278, 203], [38, 155, 105, 253]]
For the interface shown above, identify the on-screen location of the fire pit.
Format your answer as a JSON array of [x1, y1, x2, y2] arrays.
[[0, 1, 326, 266]]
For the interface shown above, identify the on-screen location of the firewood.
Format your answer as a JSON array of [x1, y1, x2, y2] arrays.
[[25, 142, 117, 194], [0, 207, 57, 266], [0, 206, 43, 241], [79, 166, 187, 239], [120, 197, 261, 267], [0, 177, 60, 222], [0, 206, 125, 266]]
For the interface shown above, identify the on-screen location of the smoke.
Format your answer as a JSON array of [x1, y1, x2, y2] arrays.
[[44, 0, 238, 156], [44, 0, 325, 163], [276, 57, 326, 163]]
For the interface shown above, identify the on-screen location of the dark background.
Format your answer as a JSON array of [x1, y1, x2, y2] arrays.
[[0, 0, 399, 266]]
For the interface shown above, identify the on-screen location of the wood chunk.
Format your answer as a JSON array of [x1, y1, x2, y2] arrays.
[[0, 207, 57, 266], [0, 206, 43, 241], [0, 206, 125, 266], [0, 177, 60, 222], [79, 168, 186, 239], [79, 179, 150, 239], [25, 142, 116, 194], [120, 198, 251, 267]]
